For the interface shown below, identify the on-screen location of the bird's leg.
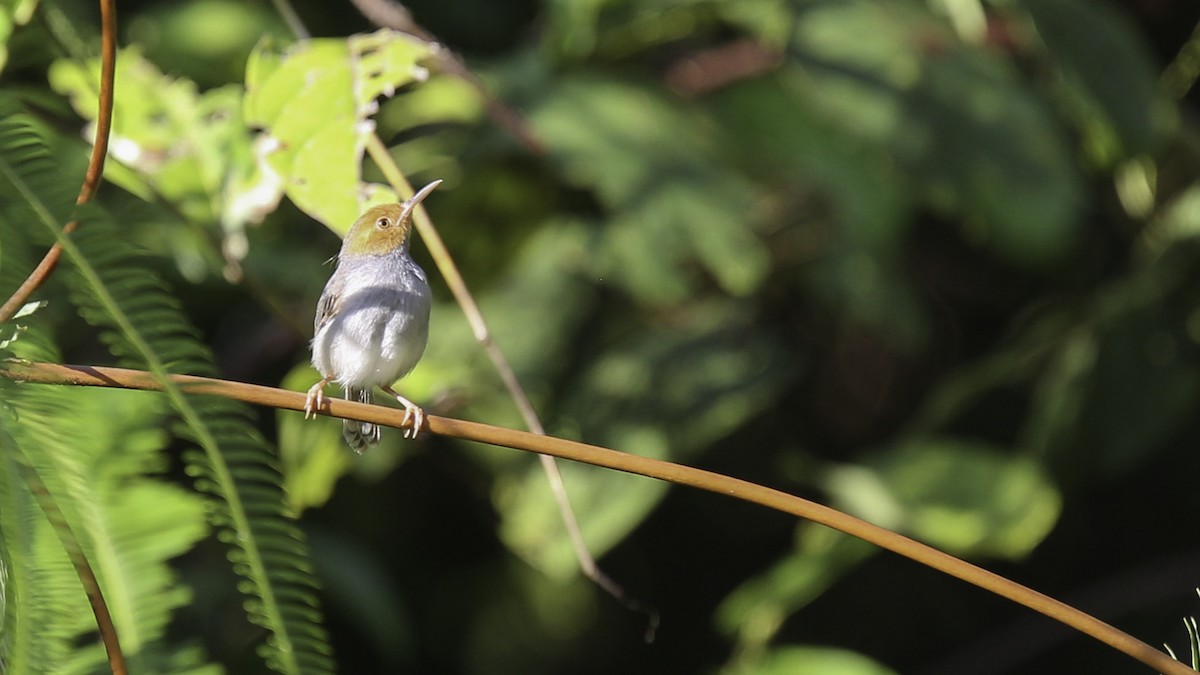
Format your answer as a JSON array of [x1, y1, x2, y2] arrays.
[[304, 376, 334, 419], [381, 385, 424, 439]]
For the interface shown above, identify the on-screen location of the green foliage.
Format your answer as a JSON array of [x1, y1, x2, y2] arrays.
[[0, 0, 37, 73], [2, 0, 1199, 673], [827, 439, 1060, 557], [729, 645, 899, 675], [0, 98, 331, 673], [1165, 592, 1200, 669], [0, 387, 215, 674]]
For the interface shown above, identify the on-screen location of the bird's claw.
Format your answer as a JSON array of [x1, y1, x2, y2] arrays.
[[304, 379, 330, 419], [391, 392, 425, 439]]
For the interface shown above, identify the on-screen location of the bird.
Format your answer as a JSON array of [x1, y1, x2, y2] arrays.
[[304, 180, 440, 452]]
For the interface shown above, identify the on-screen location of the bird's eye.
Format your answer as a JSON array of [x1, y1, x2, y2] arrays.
[[376, 217, 391, 228]]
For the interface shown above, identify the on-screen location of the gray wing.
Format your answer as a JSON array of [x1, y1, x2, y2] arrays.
[[314, 272, 344, 335]]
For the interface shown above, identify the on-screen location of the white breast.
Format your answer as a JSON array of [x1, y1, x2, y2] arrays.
[[311, 252, 431, 389]]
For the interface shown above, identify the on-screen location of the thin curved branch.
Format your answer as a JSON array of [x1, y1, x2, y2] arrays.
[[0, 0, 117, 323], [0, 359, 1191, 675]]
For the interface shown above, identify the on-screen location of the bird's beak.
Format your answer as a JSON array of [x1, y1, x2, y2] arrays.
[[399, 179, 443, 224]]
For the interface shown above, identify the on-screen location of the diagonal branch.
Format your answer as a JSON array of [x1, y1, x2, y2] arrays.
[[0, 0, 117, 323], [0, 359, 1191, 675]]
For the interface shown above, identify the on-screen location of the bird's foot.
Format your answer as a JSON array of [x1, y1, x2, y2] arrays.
[[384, 386, 424, 439], [304, 377, 332, 419]]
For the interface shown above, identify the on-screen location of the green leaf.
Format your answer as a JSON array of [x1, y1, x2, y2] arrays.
[[495, 427, 671, 579], [276, 363, 353, 514], [825, 438, 1061, 558], [497, 301, 793, 576], [787, 1, 1084, 265], [533, 78, 770, 301], [1073, 306, 1200, 475], [731, 645, 899, 675], [1018, 0, 1173, 165], [717, 525, 875, 646], [0, 0, 37, 74], [243, 30, 435, 231], [1151, 182, 1200, 249]]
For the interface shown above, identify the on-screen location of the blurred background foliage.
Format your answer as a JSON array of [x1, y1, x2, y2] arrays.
[[2, 0, 1200, 673]]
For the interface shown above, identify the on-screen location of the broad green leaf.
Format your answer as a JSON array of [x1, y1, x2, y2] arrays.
[[243, 30, 435, 231], [377, 75, 485, 129], [825, 438, 1060, 558]]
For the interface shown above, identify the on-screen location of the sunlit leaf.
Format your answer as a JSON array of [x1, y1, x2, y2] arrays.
[[731, 645, 899, 675], [825, 438, 1061, 558], [243, 29, 435, 231], [0, 0, 37, 73]]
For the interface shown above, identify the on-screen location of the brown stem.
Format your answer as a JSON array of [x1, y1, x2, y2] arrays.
[[0, 0, 117, 323], [0, 359, 1191, 675]]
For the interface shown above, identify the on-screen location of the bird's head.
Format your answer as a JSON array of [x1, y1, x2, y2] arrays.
[[341, 179, 442, 257]]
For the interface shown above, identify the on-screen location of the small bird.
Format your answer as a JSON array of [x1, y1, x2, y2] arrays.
[[304, 180, 440, 452]]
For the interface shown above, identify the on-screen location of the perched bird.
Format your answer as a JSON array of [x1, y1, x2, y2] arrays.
[[304, 180, 440, 452]]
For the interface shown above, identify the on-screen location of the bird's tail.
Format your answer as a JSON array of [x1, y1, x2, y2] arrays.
[[343, 387, 380, 454]]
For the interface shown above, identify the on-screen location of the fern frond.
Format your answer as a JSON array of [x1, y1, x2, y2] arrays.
[[0, 95, 333, 673], [0, 114, 79, 672], [0, 423, 89, 673], [4, 381, 217, 674]]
